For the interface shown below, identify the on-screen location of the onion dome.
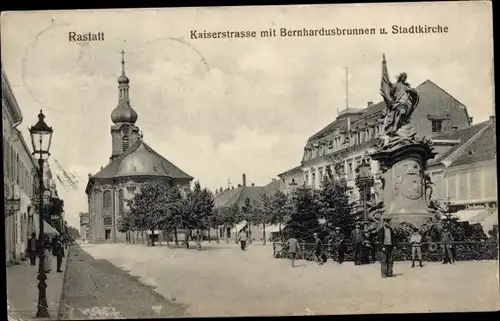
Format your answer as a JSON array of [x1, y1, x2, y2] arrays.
[[111, 103, 138, 124], [111, 50, 137, 124]]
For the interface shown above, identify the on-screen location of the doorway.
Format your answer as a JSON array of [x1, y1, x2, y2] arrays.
[[105, 229, 111, 241]]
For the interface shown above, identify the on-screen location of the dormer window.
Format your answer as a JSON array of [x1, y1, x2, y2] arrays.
[[432, 120, 443, 133]]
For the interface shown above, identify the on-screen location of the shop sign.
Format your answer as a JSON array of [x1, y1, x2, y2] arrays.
[[465, 203, 487, 210]]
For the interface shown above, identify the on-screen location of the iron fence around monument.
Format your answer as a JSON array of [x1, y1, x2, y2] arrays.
[[273, 240, 499, 262]]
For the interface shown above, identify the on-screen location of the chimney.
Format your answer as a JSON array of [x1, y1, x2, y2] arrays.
[[242, 173, 247, 187], [367, 101, 374, 108], [251, 183, 255, 187]]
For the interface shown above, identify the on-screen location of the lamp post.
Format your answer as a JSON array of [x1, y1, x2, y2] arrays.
[[355, 157, 372, 226], [29, 110, 53, 318]]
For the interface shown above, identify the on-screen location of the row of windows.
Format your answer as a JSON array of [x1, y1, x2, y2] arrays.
[[305, 124, 385, 161], [3, 136, 38, 197], [306, 120, 445, 162], [102, 189, 126, 211]]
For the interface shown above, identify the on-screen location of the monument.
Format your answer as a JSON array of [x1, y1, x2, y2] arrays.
[[369, 54, 437, 228]]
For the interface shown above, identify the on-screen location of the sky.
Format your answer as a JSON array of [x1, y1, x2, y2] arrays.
[[1, 2, 494, 228]]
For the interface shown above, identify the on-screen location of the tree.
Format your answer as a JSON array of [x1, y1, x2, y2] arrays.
[[67, 226, 80, 240], [117, 209, 135, 243], [268, 190, 292, 242], [242, 197, 261, 243], [319, 169, 354, 237], [286, 186, 321, 243], [162, 185, 184, 247], [219, 204, 242, 243], [127, 183, 169, 246]]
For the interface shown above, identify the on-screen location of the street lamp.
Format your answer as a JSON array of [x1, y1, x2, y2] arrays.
[[29, 110, 53, 318], [355, 157, 372, 225]]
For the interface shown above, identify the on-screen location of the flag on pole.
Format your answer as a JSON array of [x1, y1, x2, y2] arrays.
[[380, 54, 392, 108]]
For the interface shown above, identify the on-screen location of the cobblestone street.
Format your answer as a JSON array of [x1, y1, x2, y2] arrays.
[[58, 245, 188, 320], [81, 242, 500, 317]]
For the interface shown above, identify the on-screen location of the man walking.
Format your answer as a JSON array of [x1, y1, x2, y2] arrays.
[[27, 233, 38, 266], [286, 234, 301, 267], [410, 228, 423, 268], [350, 223, 364, 265], [441, 227, 454, 264], [238, 228, 248, 251], [378, 217, 396, 278], [313, 233, 324, 265], [53, 235, 65, 273], [332, 227, 347, 264]]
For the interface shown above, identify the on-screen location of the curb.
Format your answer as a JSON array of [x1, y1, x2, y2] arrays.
[[56, 245, 71, 320]]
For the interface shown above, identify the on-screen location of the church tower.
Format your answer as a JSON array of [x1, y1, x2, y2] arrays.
[[110, 50, 140, 161]]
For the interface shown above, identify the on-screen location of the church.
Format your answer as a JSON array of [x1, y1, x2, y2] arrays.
[[85, 52, 193, 243]]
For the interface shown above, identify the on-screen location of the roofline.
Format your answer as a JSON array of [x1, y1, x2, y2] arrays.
[[420, 79, 471, 126], [441, 121, 492, 168], [2, 69, 23, 125], [277, 165, 303, 177], [306, 79, 470, 143]]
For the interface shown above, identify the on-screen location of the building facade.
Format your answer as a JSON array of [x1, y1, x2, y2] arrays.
[[79, 212, 90, 241], [214, 174, 282, 242], [278, 80, 472, 206], [3, 69, 40, 263], [85, 53, 193, 243], [427, 116, 497, 233]]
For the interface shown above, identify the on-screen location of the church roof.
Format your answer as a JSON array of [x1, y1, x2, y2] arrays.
[[90, 139, 193, 181]]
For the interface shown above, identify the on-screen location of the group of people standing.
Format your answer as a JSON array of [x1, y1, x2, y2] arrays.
[[26, 232, 66, 273], [284, 217, 457, 277]]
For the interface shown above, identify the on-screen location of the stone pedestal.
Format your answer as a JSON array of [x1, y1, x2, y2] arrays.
[[370, 142, 436, 228]]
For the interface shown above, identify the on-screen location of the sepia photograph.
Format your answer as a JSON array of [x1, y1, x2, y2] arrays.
[[1, 1, 498, 319]]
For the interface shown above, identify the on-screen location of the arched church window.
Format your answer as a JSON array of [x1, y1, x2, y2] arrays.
[[103, 216, 112, 225], [119, 189, 124, 213], [122, 135, 130, 151], [103, 190, 112, 209]]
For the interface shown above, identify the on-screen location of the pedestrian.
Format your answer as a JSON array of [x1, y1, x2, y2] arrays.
[[410, 228, 423, 268], [238, 228, 248, 251], [362, 231, 372, 264], [27, 232, 38, 266], [333, 227, 346, 264], [44, 234, 52, 273], [313, 233, 324, 265], [286, 234, 301, 267], [441, 227, 454, 264], [349, 223, 364, 265], [53, 235, 65, 273], [378, 217, 396, 278]]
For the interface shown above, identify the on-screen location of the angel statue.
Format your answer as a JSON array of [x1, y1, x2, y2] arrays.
[[378, 54, 420, 148]]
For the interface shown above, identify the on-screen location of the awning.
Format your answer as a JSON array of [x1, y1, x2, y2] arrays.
[[264, 224, 286, 233], [469, 210, 492, 224], [453, 209, 487, 222], [476, 210, 498, 235], [44, 221, 59, 235], [231, 220, 248, 233]]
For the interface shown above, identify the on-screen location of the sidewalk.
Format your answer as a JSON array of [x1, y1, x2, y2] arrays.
[[7, 250, 69, 321]]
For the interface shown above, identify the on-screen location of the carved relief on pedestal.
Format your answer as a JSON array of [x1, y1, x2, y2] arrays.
[[394, 175, 403, 197], [400, 161, 423, 201]]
